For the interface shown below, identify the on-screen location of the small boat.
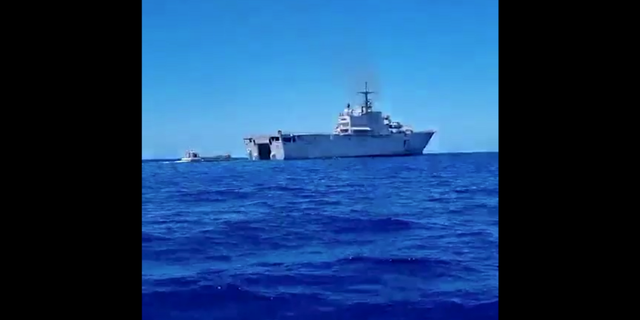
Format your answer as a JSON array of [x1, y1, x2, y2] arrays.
[[180, 150, 204, 162], [207, 154, 232, 161]]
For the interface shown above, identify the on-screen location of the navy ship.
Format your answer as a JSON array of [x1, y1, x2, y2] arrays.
[[244, 82, 436, 160]]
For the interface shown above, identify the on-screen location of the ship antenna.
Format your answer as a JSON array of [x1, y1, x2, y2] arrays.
[[357, 81, 375, 112]]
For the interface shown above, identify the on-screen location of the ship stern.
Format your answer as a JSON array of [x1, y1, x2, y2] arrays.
[[243, 134, 286, 160]]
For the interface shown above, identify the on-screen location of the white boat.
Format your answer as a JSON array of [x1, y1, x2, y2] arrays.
[[179, 150, 204, 162]]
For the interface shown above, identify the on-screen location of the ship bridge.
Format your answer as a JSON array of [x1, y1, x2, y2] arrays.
[[333, 82, 411, 135]]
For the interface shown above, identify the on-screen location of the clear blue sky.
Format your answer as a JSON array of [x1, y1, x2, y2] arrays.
[[142, 0, 498, 159]]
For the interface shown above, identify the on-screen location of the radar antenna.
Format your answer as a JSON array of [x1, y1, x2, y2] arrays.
[[357, 82, 375, 112]]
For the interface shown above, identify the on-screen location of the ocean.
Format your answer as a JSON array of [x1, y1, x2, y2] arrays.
[[142, 153, 499, 320]]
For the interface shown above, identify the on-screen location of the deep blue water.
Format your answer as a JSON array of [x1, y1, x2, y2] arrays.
[[142, 153, 499, 320]]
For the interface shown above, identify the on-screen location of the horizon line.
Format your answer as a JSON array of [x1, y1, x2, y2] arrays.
[[141, 151, 498, 161]]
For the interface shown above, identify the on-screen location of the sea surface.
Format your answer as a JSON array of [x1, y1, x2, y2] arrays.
[[142, 153, 499, 320]]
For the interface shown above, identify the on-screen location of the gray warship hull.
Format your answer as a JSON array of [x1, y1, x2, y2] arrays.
[[243, 82, 436, 161], [244, 130, 435, 160]]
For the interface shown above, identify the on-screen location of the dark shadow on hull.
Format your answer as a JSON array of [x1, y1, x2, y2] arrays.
[[257, 143, 272, 160]]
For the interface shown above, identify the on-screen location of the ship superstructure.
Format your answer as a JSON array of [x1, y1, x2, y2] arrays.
[[244, 82, 436, 160]]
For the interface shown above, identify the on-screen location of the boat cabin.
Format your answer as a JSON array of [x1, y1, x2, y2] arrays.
[[185, 151, 200, 158]]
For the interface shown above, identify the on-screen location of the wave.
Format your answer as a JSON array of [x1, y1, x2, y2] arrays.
[[142, 283, 498, 320]]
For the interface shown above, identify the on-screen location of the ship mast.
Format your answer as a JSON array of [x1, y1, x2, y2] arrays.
[[358, 81, 375, 113]]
